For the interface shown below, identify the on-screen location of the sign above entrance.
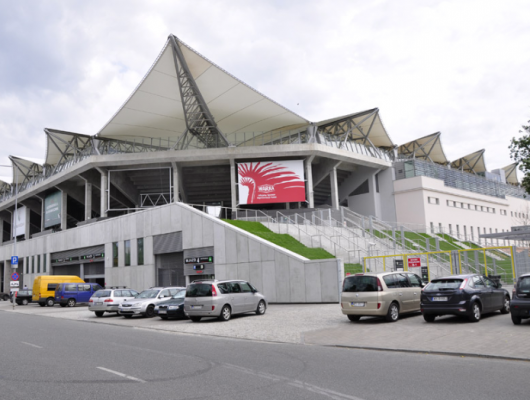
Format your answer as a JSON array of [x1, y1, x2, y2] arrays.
[[185, 256, 213, 264], [237, 160, 306, 205]]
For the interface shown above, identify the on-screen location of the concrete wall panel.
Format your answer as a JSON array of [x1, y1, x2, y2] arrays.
[[213, 223, 226, 265], [288, 258, 306, 303], [304, 262, 322, 302], [236, 233, 249, 263], [261, 260, 277, 302], [202, 218, 214, 247], [225, 228, 237, 264], [274, 252, 290, 302], [237, 262, 250, 283], [248, 261, 263, 293], [320, 260, 340, 302]]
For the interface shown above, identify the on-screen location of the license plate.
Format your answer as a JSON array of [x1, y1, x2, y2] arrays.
[[159, 310, 167, 314], [351, 302, 365, 307], [191, 305, 202, 309], [96, 302, 103, 306], [432, 297, 448, 301]]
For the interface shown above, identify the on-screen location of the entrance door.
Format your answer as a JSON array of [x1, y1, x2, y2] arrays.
[[156, 253, 185, 287]]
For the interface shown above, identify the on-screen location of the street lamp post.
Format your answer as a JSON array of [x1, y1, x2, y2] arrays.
[[0, 164, 17, 309]]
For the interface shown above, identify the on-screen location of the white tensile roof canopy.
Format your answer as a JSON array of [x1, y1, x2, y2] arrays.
[[451, 149, 487, 174], [97, 35, 310, 148], [502, 163, 519, 185], [397, 132, 448, 165]]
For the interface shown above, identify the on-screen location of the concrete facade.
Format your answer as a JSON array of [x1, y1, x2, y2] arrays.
[[1, 202, 342, 303]]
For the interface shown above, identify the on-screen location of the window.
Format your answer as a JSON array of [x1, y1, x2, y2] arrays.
[[463, 226, 467, 239], [112, 242, 118, 267], [342, 276, 377, 292], [375, 173, 380, 193], [472, 276, 485, 288], [79, 284, 91, 292], [43, 254, 47, 273], [217, 283, 231, 294], [492, 208, 496, 214], [430, 222, 434, 233], [32, 256, 35, 274], [26, 257, 29, 274], [408, 274, 422, 288], [383, 274, 399, 289], [159, 289, 171, 298], [468, 204, 472, 209], [470, 226, 474, 240], [137, 238, 144, 266], [124, 240, 131, 267], [449, 224, 452, 235], [65, 284, 77, 291], [37, 255, 41, 273], [47, 284, 58, 291], [438, 223, 442, 233], [428, 197, 439, 205], [240, 282, 252, 293], [511, 211, 513, 216], [395, 274, 411, 288]]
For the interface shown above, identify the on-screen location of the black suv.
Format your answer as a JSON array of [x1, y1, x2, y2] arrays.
[[510, 273, 530, 325], [421, 274, 510, 322]]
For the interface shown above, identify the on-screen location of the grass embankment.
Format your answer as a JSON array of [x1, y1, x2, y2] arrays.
[[223, 220, 334, 260]]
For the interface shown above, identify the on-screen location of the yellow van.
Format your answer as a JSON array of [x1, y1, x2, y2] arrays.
[[32, 275, 85, 307]]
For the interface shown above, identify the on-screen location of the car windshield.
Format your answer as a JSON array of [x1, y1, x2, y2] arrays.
[[172, 290, 186, 299], [137, 289, 160, 299], [92, 290, 111, 298], [424, 279, 463, 292], [343, 276, 377, 292], [519, 277, 530, 292]]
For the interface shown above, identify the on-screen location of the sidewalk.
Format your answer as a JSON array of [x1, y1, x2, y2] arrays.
[[2, 300, 528, 360]]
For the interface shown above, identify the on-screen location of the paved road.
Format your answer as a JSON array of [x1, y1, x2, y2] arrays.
[[1, 298, 529, 360], [1, 311, 529, 400]]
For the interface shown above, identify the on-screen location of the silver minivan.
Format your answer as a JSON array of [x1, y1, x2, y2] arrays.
[[184, 280, 267, 322]]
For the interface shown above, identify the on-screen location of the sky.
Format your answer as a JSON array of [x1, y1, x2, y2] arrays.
[[1, 0, 529, 182]]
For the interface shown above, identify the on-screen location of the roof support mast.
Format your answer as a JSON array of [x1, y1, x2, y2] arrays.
[[168, 35, 229, 150]]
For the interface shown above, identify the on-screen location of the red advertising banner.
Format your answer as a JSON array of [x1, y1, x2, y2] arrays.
[[238, 160, 306, 205], [407, 257, 421, 268]]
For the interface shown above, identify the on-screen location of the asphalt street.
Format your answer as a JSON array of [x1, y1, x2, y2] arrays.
[[1, 310, 529, 400]]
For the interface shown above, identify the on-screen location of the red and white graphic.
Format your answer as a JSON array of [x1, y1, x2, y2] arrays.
[[407, 257, 421, 268], [238, 160, 306, 205]]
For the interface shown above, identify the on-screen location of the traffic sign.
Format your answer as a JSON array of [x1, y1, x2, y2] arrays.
[[11, 256, 18, 266], [11, 272, 19, 281], [10, 281, 19, 287]]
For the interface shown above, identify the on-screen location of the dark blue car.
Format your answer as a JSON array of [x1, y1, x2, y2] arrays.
[[55, 282, 103, 307]]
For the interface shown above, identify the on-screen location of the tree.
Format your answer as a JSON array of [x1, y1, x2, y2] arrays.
[[509, 120, 530, 193]]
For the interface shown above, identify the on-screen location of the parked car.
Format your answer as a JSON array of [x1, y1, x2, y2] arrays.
[[55, 282, 103, 307], [1, 291, 9, 301], [341, 272, 423, 322], [421, 274, 510, 322], [88, 287, 139, 317], [13, 290, 33, 305], [184, 280, 267, 322], [510, 273, 530, 325], [119, 287, 185, 318], [155, 289, 187, 319], [33, 275, 84, 307]]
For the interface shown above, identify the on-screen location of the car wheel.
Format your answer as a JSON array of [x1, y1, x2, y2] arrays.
[[256, 300, 266, 315], [67, 299, 76, 307], [39, 303, 46, 307], [46, 298, 55, 307], [190, 316, 201, 322], [95, 311, 104, 317], [468, 302, 481, 322], [511, 315, 522, 325], [160, 316, 169, 320], [385, 302, 399, 322], [500, 296, 510, 314], [347, 315, 361, 322], [145, 305, 155, 318], [123, 314, 133, 318], [22, 299, 29, 306], [3, 294, 9, 301], [423, 314, 436, 322], [218, 305, 231, 321]]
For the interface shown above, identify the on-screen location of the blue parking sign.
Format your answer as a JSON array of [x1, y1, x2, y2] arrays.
[[11, 256, 18, 266]]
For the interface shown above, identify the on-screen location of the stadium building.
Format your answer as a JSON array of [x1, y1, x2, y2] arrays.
[[0, 35, 527, 303]]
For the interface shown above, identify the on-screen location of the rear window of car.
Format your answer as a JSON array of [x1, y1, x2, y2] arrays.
[[343, 276, 377, 292], [186, 284, 213, 297], [424, 279, 463, 292], [518, 277, 530, 292], [92, 290, 111, 298]]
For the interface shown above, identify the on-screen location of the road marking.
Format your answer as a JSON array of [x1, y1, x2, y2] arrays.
[[97, 367, 146, 383], [21, 342, 42, 349], [224, 364, 364, 400]]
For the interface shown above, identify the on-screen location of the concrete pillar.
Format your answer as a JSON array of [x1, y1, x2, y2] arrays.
[[330, 167, 339, 210], [60, 191, 67, 231], [85, 182, 92, 221], [172, 165, 179, 203], [23, 206, 31, 240], [305, 156, 314, 208], [230, 159, 237, 215], [100, 172, 108, 218]]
